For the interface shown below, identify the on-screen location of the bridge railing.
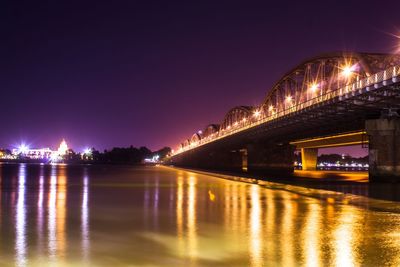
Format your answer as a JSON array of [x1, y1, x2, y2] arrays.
[[174, 65, 400, 155]]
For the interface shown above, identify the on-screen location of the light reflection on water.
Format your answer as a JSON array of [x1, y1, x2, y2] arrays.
[[81, 170, 89, 262], [48, 165, 58, 262], [303, 203, 321, 267], [281, 193, 295, 267], [15, 164, 26, 267], [249, 185, 262, 267], [0, 164, 399, 266], [37, 166, 44, 258]]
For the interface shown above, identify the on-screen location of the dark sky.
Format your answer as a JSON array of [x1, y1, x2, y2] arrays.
[[1, 0, 399, 153]]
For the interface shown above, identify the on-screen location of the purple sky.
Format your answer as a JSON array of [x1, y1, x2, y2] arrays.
[[1, 1, 399, 153]]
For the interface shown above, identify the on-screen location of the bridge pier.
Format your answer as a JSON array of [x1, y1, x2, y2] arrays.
[[301, 148, 318, 170], [366, 118, 400, 182], [247, 141, 294, 175]]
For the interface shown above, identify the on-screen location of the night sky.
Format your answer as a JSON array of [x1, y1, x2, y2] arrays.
[[1, 1, 399, 154]]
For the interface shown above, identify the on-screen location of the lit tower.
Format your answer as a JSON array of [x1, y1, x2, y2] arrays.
[[58, 139, 68, 156]]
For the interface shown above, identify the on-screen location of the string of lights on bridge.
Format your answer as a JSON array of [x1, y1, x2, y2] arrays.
[[172, 54, 400, 156]]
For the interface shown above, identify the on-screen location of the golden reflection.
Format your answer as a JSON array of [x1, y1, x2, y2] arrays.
[[231, 184, 239, 233], [326, 204, 335, 220], [224, 184, 231, 229], [223, 183, 247, 252], [294, 170, 368, 182], [264, 189, 276, 263], [57, 166, 67, 259], [15, 164, 27, 267], [230, 184, 240, 249], [82, 170, 90, 261], [48, 165, 57, 260], [176, 176, 184, 257], [187, 175, 197, 261], [239, 184, 247, 238], [303, 203, 321, 267], [281, 194, 297, 267], [0, 164, 1, 251], [249, 185, 262, 267], [48, 165, 68, 262], [175, 174, 198, 262], [334, 207, 359, 267], [208, 190, 215, 202], [327, 197, 335, 204]]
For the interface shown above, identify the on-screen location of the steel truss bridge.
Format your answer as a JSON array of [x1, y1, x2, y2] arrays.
[[170, 52, 400, 181]]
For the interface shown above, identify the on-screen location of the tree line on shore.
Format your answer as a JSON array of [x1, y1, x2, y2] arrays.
[[67, 146, 171, 164], [0, 146, 171, 164]]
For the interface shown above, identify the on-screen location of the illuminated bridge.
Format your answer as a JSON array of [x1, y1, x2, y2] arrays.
[[169, 52, 400, 181]]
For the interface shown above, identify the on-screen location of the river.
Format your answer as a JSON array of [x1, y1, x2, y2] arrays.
[[0, 163, 399, 266]]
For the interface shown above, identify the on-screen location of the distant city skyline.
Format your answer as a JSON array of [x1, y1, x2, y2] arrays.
[[1, 1, 399, 153]]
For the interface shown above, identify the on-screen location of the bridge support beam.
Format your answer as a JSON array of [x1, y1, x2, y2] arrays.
[[301, 148, 318, 171], [247, 141, 294, 175], [366, 118, 400, 182]]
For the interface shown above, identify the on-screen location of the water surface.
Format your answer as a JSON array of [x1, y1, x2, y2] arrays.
[[0, 163, 399, 266]]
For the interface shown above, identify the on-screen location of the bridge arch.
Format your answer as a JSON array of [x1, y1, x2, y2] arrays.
[[261, 52, 400, 115], [190, 133, 201, 144], [203, 124, 219, 138], [220, 106, 253, 131], [183, 139, 190, 148]]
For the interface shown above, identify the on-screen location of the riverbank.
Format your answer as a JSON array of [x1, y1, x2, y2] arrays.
[[164, 165, 400, 203]]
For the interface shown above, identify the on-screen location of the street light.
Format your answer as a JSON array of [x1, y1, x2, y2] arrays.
[[309, 83, 319, 92], [253, 110, 261, 117], [340, 63, 358, 78], [342, 66, 353, 77]]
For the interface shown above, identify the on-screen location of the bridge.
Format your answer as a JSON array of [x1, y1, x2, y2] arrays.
[[169, 52, 400, 182]]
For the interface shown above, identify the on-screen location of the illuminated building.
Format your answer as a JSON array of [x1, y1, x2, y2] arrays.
[[10, 139, 69, 161], [12, 147, 53, 159], [58, 139, 68, 156]]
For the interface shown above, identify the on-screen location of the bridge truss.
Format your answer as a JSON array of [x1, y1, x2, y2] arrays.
[[173, 52, 400, 155]]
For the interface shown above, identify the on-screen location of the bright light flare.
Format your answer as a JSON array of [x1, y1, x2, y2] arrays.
[[18, 144, 29, 154], [83, 148, 92, 155], [268, 105, 274, 111], [253, 110, 261, 117], [309, 83, 319, 92], [285, 95, 292, 102], [396, 34, 400, 53], [342, 66, 353, 77], [340, 63, 358, 78], [381, 30, 400, 54]]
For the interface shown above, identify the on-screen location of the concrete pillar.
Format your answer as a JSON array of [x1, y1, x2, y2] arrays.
[[366, 118, 400, 182], [240, 149, 248, 172], [301, 148, 318, 171]]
